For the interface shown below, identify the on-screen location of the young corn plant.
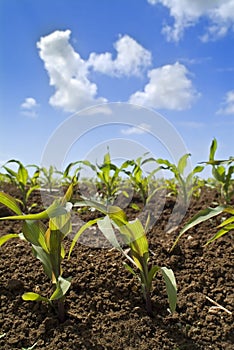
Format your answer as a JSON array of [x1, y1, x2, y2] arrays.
[[156, 154, 204, 207], [81, 152, 129, 204], [0, 184, 73, 322], [171, 204, 234, 250], [1, 160, 40, 212], [70, 199, 177, 316], [39, 165, 62, 193], [200, 138, 234, 203], [122, 154, 160, 205]]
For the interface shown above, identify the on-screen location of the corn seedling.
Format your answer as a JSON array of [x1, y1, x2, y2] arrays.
[[80, 152, 130, 204], [122, 154, 160, 205], [39, 165, 62, 193], [171, 204, 234, 250], [156, 154, 204, 207], [0, 184, 73, 322], [200, 138, 234, 203], [1, 160, 40, 211], [70, 199, 177, 316], [62, 161, 82, 186]]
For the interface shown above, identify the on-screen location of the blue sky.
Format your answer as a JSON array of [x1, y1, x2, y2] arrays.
[[0, 0, 234, 175]]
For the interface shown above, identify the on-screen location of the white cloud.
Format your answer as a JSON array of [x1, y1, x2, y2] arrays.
[[20, 97, 39, 118], [121, 123, 151, 135], [88, 35, 152, 77], [147, 0, 234, 42], [37, 30, 107, 112], [129, 62, 199, 110], [217, 90, 234, 115]]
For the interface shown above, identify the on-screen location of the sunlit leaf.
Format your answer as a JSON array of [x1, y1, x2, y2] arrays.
[[22, 292, 48, 302], [0, 233, 19, 246], [160, 267, 177, 313], [50, 276, 71, 301], [0, 192, 22, 215], [171, 205, 225, 250]]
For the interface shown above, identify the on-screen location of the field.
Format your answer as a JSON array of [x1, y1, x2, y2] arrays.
[[0, 147, 233, 350]]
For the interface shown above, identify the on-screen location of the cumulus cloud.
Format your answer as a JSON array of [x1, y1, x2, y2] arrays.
[[147, 0, 234, 42], [37, 31, 152, 112], [20, 97, 39, 118], [217, 90, 234, 115], [129, 62, 199, 110], [121, 123, 151, 135], [37, 30, 107, 112], [88, 35, 152, 77]]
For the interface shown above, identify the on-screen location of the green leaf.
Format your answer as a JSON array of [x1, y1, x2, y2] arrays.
[[123, 262, 137, 276], [205, 225, 233, 245], [0, 192, 22, 215], [160, 267, 177, 313], [22, 220, 48, 251], [218, 215, 234, 227], [18, 163, 28, 186], [31, 245, 52, 279], [97, 216, 121, 250], [0, 333, 6, 339], [0, 233, 19, 246], [97, 216, 136, 267], [130, 203, 140, 210], [0, 200, 67, 221], [74, 199, 107, 215], [171, 205, 225, 251], [177, 154, 190, 175], [22, 292, 48, 302], [69, 218, 100, 258], [50, 276, 71, 301], [108, 205, 128, 226], [148, 265, 160, 286], [3, 165, 17, 178], [26, 185, 40, 202], [209, 138, 217, 161]]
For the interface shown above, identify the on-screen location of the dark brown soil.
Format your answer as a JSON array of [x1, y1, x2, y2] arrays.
[[0, 184, 233, 350]]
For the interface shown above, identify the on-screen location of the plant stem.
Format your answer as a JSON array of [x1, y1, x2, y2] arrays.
[[57, 299, 65, 323], [145, 288, 153, 316]]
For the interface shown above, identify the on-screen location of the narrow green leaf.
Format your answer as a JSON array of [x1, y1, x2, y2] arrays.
[[26, 185, 40, 201], [108, 205, 128, 226], [171, 205, 225, 251], [22, 292, 48, 302], [97, 216, 121, 250], [218, 216, 234, 227], [18, 163, 28, 186], [50, 276, 71, 301], [22, 220, 48, 252], [123, 262, 137, 276], [3, 166, 17, 178], [148, 265, 160, 286], [130, 203, 140, 210], [0, 192, 22, 215], [0, 233, 19, 246], [0, 200, 67, 221], [69, 218, 100, 258], [97, 216, 137, 268], [177, 154, 190, 175], [209, 138, 217, 161], [32, 245, 52, 279], [160, 267, 177, 313], [205, 226, 233, 245]]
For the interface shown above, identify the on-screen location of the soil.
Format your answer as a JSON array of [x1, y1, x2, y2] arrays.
[[0, 184, 233, 350]]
